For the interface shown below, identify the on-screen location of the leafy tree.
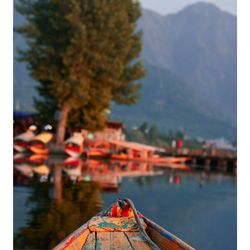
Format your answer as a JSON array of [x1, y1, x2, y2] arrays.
[[68, 102, 108, 132], [176, 128, 185, 140], [126, 127, 145, 143], [33, 92, 57, 128], [148, 123, 158, 143], [15, 0, 146, 144], [139, 121, 148, 134]]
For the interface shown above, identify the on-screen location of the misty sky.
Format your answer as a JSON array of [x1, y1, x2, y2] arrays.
[[139, 0, 236, 15]]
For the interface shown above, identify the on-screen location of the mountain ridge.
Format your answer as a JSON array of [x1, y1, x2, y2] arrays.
[[139, 3, 236, 124]]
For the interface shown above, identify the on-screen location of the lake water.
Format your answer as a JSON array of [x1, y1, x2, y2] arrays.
[[14, 155, 236, 249]]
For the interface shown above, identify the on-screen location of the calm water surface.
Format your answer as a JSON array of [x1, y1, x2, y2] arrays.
[[14, 156, 236, 250]]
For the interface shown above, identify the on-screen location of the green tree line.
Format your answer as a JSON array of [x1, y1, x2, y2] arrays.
[[126, 121, 204, 148]]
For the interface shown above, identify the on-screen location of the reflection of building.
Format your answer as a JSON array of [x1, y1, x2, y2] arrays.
[[82, 121, 125, 141], [90, 175, 121, 192], [81, 160, 121, 192], [80, 161, 163, 192]]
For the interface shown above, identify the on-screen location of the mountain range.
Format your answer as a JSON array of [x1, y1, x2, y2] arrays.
[[13, 2, 237, 139]]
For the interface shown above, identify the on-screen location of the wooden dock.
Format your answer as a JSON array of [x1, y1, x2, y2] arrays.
[[163, 147, 237, 171]]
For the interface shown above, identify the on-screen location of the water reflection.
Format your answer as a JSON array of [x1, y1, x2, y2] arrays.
[[14, 162, 102, 249], [14, 154, 235, 192], [14, 156, 165, 249], [14, 154, 236, 250]]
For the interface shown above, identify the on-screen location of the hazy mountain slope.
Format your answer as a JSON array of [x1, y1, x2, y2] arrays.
[[140, 0, 236, 16], [139, 3, 237, 123], [112, 64, 236, 139]]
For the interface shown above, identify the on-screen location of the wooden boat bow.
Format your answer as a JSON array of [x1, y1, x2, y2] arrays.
[[53, 198, 195, 250]]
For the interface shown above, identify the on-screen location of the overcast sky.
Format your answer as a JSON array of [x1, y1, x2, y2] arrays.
[[139, 0, 236, 15]]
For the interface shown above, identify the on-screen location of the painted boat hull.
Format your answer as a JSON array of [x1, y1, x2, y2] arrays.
[[14, 131, 35, 152], [64, 157, 82, 167], [53, 200, 194, 250], [144, 216, 194, 250], [64, 133, 84, 157], [14, 141, 28, 153], [29, 145, 49, 154], [13, 153, 27, 164], [29, 154, 49, 164], [88, 149, 110, 158], [64, 144, 83, 157]]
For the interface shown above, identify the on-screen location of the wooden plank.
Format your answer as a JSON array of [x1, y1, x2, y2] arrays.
[[146, 224, 179, 250], [146, 224, 194, 250], [125, 232, 152, 250], [144, 217, 194, 250], [111, 232, 133, 250], [54, 226, 90, 250], [96, 232, 111, 250], [63, 229, 90, 250], [82, 232, 96, 250]]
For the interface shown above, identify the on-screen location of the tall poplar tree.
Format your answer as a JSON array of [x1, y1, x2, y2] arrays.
[[15, 0, 146, 144]]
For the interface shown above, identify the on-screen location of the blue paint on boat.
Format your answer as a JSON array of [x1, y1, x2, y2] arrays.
[[160, 230, 174, 241]]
